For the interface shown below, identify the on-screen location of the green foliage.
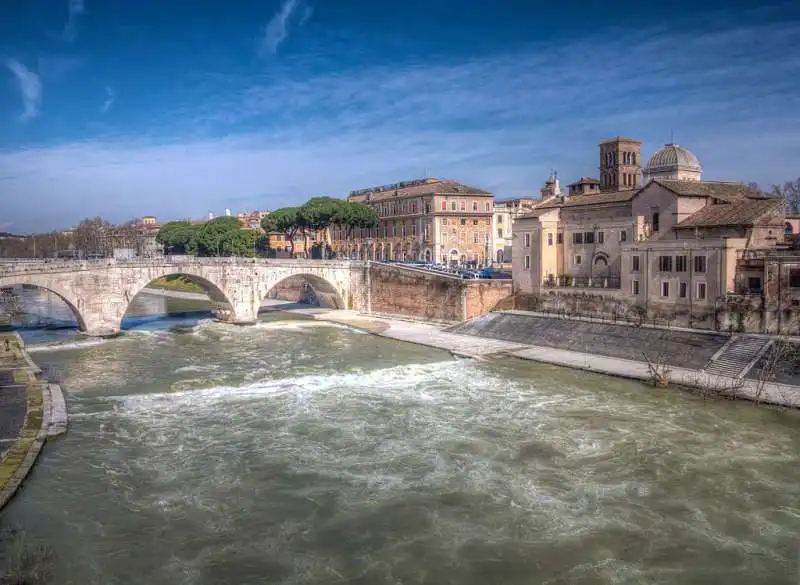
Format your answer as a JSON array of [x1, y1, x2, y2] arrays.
[[299, 196, 341, 233], [156, 221, 201, 255], [195, 216, 257, 257], [262, 207, 305, 254]]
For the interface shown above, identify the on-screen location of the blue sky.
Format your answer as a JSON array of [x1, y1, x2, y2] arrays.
[[1, 0, 799, 233]]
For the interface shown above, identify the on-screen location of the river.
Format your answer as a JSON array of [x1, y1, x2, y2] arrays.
[[2, 289, 800, 584]]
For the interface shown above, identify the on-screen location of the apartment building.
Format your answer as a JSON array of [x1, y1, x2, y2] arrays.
[[330, 178, 494, 265], [513, 137, 784, 317]]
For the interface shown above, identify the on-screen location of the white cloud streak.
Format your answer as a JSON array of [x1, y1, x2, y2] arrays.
[[62, 0, 86, 42], [1, 20, 799, 232], [260, 0, 301, 56], [4, 59, 42, 121], [101, 86, 115, 113]]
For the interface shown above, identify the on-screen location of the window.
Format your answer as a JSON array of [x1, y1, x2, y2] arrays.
[[694, 255, 706, 273], [620, 230, 627, 242], [632, 279, 640, 295], [441, 218, 447, 226], [574, 255, 582, 265], [660, 281, 670, 297], [411, 223, 416, 236], [441, 201, 447, 210], [401, 223, 406, 237], [573, 232, 583, 245], [473, 233, 479, 244], [424, 224, 430, 240], [498, 216, 503, 224], [556, 233, 563, 244], [485, 202, 491, 211], [497, 228, 502, 237], [748, 277, 762, 292], [696, 282, 707, 300], [472, 202, 478, 211], [652, 212, 660, 232], [790, 269, 800, 288], [460, 201, 466, 211], [598, 231, 605, 244], [679, 282, 687, 298], [524, 255, 531, 269], [658, 255, 672, 272], [676, 255, 687, 272], [473, 220, 479, 225], [460, 219, 466, 226], [632, 255, 640, 271], [524, 233, 531, 248], [584, 232, 595, 244], [547, 233, 553, 246]]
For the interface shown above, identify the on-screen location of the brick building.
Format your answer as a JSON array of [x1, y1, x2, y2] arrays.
[[330, 178, 495, 265]]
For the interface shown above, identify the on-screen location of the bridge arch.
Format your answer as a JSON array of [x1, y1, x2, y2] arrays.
[[0, 279, 88, 331], [121, 270, 238, 328], [261, 273, 346, 310]]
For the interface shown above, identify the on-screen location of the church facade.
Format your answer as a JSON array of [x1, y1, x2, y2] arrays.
[[513, 137, 785, 322]]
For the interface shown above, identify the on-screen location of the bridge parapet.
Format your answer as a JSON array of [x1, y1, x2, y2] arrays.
[[0, 257, 370, 336]]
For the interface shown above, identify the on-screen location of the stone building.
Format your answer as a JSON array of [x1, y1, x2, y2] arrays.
[[330, 178, 495, 265], [512, 136, 783, 324]]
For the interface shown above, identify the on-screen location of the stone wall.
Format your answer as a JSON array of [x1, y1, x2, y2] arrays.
[[464, 280, 514, 320], [500, 290, 800, 334], [368, 263, 512, 322]]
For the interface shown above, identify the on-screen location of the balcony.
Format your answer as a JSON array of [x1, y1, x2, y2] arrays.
[[543, 274, 621, 290]]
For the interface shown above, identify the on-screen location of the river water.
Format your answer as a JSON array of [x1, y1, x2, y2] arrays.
[[2, 290, 800, 584]]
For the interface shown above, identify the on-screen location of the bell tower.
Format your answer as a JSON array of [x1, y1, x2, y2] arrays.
[[599, 137, 642, 192]]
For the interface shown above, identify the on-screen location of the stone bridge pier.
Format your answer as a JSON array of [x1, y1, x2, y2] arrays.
[[0, 259, 370, 337]]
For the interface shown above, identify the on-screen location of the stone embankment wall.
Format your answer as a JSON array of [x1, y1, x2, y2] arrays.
[[368, 264, 512, 322], [0, 332, 66, 510], [500, 291, 800, 335], [448, 312, 728, 370]]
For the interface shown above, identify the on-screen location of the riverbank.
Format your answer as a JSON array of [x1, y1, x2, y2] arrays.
[[0, 332, 67, 511], [287, 307, 800, 408]]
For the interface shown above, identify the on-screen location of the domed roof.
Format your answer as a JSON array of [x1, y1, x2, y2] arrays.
[[645, 143, 702, 172]]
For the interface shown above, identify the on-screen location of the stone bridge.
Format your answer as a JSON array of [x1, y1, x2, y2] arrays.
[[0, 258, 370, 336]]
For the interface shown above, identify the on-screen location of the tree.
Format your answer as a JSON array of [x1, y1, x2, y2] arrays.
[[334, 201, 379, 239], [73, 217, 112, 256], [195, 216, 244, 257], [156, 221, 200, 255], [300, 197, 346, 258], [262, 207, 304, 256], [772, 178, 800, 213]]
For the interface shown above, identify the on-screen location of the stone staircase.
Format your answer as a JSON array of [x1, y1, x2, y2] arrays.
[[703, 336, 773, 378]]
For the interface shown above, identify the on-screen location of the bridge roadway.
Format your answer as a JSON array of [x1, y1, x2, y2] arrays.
[[0, 258, 370, 337]]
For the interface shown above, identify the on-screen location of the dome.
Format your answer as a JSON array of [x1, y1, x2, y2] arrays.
[[645, 143, 702, 173]]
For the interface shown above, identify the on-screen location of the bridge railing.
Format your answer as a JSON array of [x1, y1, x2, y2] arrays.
[[0, 256, 368, 276]]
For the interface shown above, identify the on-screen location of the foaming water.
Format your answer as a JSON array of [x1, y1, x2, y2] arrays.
[[4, 314, 800, 584]]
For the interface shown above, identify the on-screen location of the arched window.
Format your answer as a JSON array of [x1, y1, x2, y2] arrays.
[[497, 250, 504, 264], [594, 255, 608, 266], [652, 212, 660, 232]]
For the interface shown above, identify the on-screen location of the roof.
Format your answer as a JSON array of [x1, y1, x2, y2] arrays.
[[646, 144, 701, 173], [676, 198, 785, 229], [348, 178, 491, 203], [567, 176, 600, 186], [652, 179, 764, 200], [534, 188, 640, 211], [599, 136, 641, 144]]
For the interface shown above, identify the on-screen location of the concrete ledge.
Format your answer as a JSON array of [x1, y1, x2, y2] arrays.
[[0, 334, 66, 511]]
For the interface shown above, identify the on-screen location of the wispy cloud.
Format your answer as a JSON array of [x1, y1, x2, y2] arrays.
[[101, 86, 115, 113], [63, 0, 86, 42], [4, 59, 42, 121], [260, 0, 303, 56], [1, 19, 799, 232]]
